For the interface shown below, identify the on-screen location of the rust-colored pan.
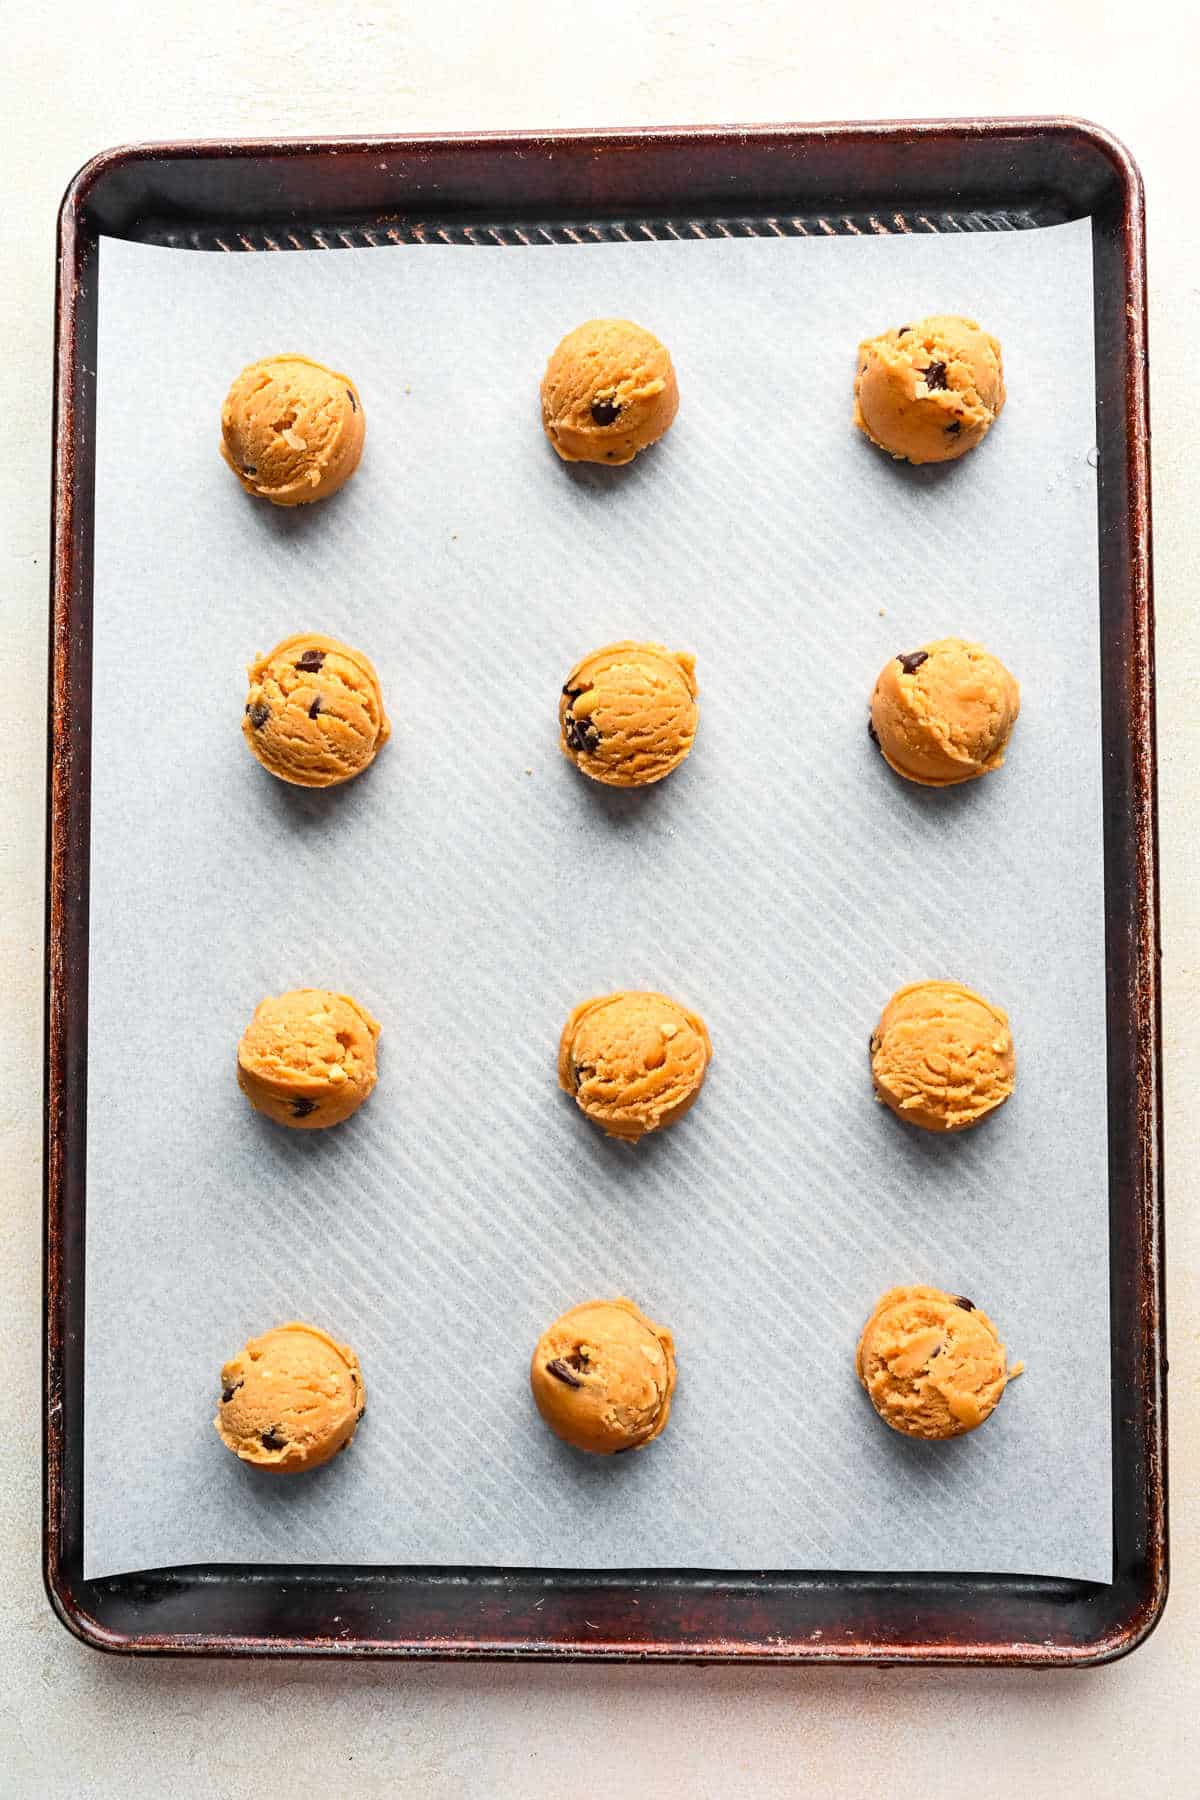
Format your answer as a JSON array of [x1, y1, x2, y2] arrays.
[[46, 119, 1164, 1661]]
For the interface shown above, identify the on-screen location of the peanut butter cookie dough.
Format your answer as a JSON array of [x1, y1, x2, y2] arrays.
[[856, 1284, 1019, 1440], [869, 638, 1019, 787], [560, 641, 698, 787], [854, 315, 1005, 464], [215, 1321, 366, 1471], [871, 980, 1015, 1133], [559, 990, 711, 1142], [541, 319, 679, 464], [220, 354, 364, 505], [237, 988, 380, 1129], [243, 632, 390, 788], [530, 1297, 677, 1454]]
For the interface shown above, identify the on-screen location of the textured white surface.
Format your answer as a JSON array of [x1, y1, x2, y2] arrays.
[[1, 1, 1197, 1795], [85, 224, 1106, 1581]]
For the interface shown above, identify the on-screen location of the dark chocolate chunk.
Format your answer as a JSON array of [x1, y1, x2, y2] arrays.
[[308, 695, 322, 720], [346, 387, 357, 411], [546, 1358, 583, 1389], [867, 717, 880, 746], [563, 710, 601, 755], [897, 650, 929, 675], [260, 1428, 287, 1450], [291, 1097, 318, 1119], [242, 465, 258, 477], [296, 648, 326, 672], [562, 683, 585, 699], [896, 324, 911, 335], [221, 1380, 243, 1404], [953, 1295, 975, 1312], [944, 419, 963, 435], [247, 701, 271, 729], [923, 360, 949, 391], [590, 396, 621, 426], [571, 1061, 595, 1093]]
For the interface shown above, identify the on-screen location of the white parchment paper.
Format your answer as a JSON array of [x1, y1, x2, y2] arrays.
[[85, 220, 1110, 1582]]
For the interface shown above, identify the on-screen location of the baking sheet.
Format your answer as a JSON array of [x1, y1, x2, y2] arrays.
[[84, 219, 1109, 1582]]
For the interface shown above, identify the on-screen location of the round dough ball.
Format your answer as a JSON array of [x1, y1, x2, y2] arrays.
[[559, 990, 711, 1142], [243, 632, 390, 789], [854, 315, 1005, 464], [220, 354, 364, 505], [871, 980, 1014, 1133], [856, 1284, 1014, 1439], [530, 1296, 676, 1454], [869, 638, 1019, 788], [237, 988, 380, 1129], [541, 318, 679, 464], [560, 641, 698, 787], [215, 1321, 365, 1471]]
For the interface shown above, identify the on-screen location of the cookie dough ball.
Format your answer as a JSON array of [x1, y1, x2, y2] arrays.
[[530, 1296, 676, 1454], [854, 315, 1005, 464], [871, 980, 1014, 1133], [215, 1321, 366, 1471], [560, 641, 698, 787], [541, 319, 679, 465], [243, 632, 390, 788], [870, 638, 1019, 788], [856, 1285, 1015, 1439], [220, 354, 364, 505], [559, 990, 711, 1142], [237, 989, 380, 1129]]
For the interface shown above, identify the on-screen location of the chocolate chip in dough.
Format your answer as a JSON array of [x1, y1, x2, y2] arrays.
[[590, 397, 621, 426], [564, 711, 601, 755], [897, 651, 929, 675]]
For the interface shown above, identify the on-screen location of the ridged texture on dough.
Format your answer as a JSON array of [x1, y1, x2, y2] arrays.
[[870, 979, 1014, 1133], [541, 318, 678, 464], [220, 353, 364, 505], [242, 632, 390, 789], [559, 640, 698, 787], [854, 314, 1004, 464], [856, 1285, 1013, 1439], [870, 637, 1019, 787], [530, 1297, 676, 1454], [559, 989, 711, 1142], [215, 1321, 366, 1472], [237, 988, 380, 1130]]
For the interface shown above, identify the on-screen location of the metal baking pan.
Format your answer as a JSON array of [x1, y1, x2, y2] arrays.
[[46, 119, 1164, 1662]]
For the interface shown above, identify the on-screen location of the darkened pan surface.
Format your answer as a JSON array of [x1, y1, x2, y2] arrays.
[[46, 120, 1163, 1662]]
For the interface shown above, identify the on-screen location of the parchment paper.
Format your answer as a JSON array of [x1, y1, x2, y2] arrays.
[[85, 219, 1110, 1582]]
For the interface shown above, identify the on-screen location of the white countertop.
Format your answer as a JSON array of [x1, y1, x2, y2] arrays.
[[1, 3, 1195, 1794]]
